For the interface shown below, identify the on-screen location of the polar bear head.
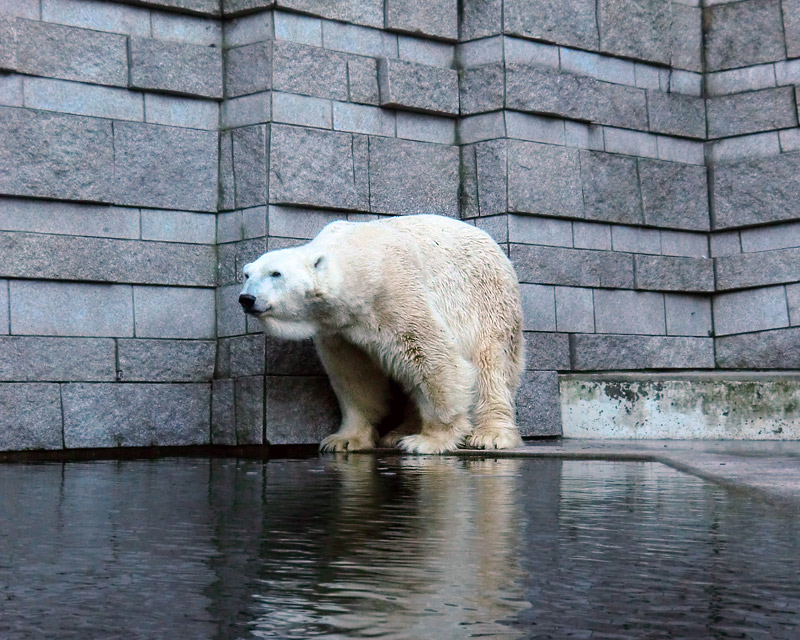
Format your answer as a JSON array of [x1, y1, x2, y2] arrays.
[[239, 246, 329, 340]]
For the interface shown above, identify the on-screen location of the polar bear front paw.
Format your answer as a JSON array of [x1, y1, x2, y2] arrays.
[[320, 433, 375, 453], [467, 426, 523, 450], [397, 433, 461, 455]]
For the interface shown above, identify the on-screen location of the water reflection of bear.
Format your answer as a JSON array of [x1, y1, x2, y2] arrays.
[[249, 456, 532, 639]]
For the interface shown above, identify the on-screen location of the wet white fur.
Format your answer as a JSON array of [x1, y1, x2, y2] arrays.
[[241, 215, 525, 454]]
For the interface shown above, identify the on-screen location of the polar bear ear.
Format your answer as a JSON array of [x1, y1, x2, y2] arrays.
[[313, 255, 325, 269]]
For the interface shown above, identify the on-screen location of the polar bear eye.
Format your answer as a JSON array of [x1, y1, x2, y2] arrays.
[[270, 271, 282, 278]]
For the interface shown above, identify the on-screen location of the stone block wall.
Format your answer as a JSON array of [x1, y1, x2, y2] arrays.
[[0, 0, 798, 451]]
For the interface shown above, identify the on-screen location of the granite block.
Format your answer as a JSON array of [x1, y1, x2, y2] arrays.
[[273, 11, 321, 45], [715, 248, 800, 290], [216, 284, 246, 338], [559, 48, 635, 85], [505, 112, 565, 145], [113, 122, 218, 212], [146, 0, 220, 15], [511, 244, 635, 289], [271, 92, 332, 128], [504, 0, 597, 50], [385, 0, 458, 41], [397, 36, 454, 67], [266, 337, 325, 375], [232, 124, 269, 209], [140, 209, 215, 245], [144, 94, 218, 130], [270, 125, 368, 211], [639, 159, 710, 232], [521, 284, 556, 331], [211, 378, 235, 445], [646, 91, 706, 139], [268, 206, 343, 239], [634, 255, 715, 292], [460, 144, 480, 218], [597, 0, 671, 65], [602, 127, 658, 158], [508, 215, 573, 247], [272, 40, 348, 101], [710, 231, 741, 257], [133, 286, 215, 339], [664, 294, 712, 337], [716, 327, 800, 369], [395, 112, 455, 144], [740, 222, 800, 253], [594, 289, 665, 335], [788, 284, 800, 325], [516, 370, 562, 437], [656, 136, 705, 165], [706, 64, 777, 97], [573, 221, 612, 251], [10, 280, 133, 337], [150, 12, 222, 46], [224, 41, 272, 98], [347, 56, 380, 105], [333, 102, 394, 137], [660, 230, 709, 258], [223, 0, 274, 15], [670, 3, 703, 71], [235, 375, 264, 444], [784, 0, 800, 58], [0, 336, 115, 381], [705, 0, 786, 71], [218, 131, 235, 211], [220, 92, 271, 129], [459, 64, 504, 115], [368, 137, 459, 216], [459, 0, 502, 41], [503, 37, 560, 68], [713, 286, 790, 336], [569, 334, 715, 369], [459, 112, 506, 144], [117, 339, 216, 381], [523, 332, 571, 371], [276, 0, 383, 30], [554, 286, 595, 333], [217, 333, 265, 378], [218, 237, 266, 286], [62, 383, 210, 448], [611, 226, 661, 254], [378, 57, 459, 116], [472, 214, 508, 244], [707, 88, 798, 139], [265, 375, 340, 444], [0, 107, 112, 203], [23, 76, 144, 122], [505, 65, 595, 123], [580, 151, 643, 225], [0, 198, 139, 239], [0, 279, 6, 334], [322, 20, 398, 58], [0, 383, 62, 451], [0, 73, 22, 106], [507, 141, 582, 218]]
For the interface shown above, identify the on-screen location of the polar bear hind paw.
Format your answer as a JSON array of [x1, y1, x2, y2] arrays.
[[466, 426, 523, 450], [397, 433, 463, 455], [320, 433, 375, 453]]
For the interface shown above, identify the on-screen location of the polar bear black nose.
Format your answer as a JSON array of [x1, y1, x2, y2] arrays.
[[239, 294, 256, 311]]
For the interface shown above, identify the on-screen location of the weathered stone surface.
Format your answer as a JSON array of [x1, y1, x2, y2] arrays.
[[0, 18, 17, 71], [141, 209, 216, 245], [277, 0, 383, 29], [216, 284, 246, 338], [716, 248, 800, 291], [784, 0, 800, 58], [0, 232, 216, 286], [0, 107, 112, 203], [265, 375, 339, 444], [114, 122, 218, 212], [555, 286, 595, 333], [598, 0, 671, 65], [378, 58, 458, 116], [266, 337, 325, 375], [509, 215, 572, 247], [713, 152, 800, 229], [670, 4, 702, 72], [570, 334, 715, 370], [118, 339, 215, 382], [218, 130, 235, 211], [475, 140, 508, 216], [368, 137, 459, 216], [707, 88, 798, 139], [573, 221, 611, 250], [63, 383, 210, 448], [459, 64, 504, 115], [664, 294, 713, 337], [639, 159, 710, 232], [128, 37, 222, 99], [15, 18, 127, 86], [133, 286, 216, 338], [511, 244, 635, 289], [594, 289, 665, 335], [216, 334, 265, 378], [505, 0, 597, 50], [224, 41, 271, 98], [713, 286, 789, 336], [10, 281, 133, 337], [788, 284, 800, 325], [516, 370, 562, 437], [508, 142, 582, 218], [740, 221, 800, 253], [147, 0, 221, 15], [521, 284, 556, 331], [524, 332, 570, 371], [223, 0, 273, 15], [460, 0, 502, 40], [0, 198, 139, 240], [232, 125, 269, 209], [211, 378, 235, 445], [235, 375, 264, 445], [611, 226, 660, 255], [0, 383, 62, 451], [0, 337, 115, 381], [580, 151, 642, 225], [634, 255, 715, 293], [270, 125, 368, 211], [646, 91, 706, 139], [716, 327, 800, 369], [705, 0, 786, 72], [385, 0, 457, 41], [272, 41, 347, 101], [347, 56, 379, 105]]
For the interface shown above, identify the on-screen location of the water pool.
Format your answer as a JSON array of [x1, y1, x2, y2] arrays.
[[1, 456, 798, 639]]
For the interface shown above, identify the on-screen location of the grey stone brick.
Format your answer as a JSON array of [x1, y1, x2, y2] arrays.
[[656, 137, 705, 165], [459, 64, 504, 115], [710, 231, 741, 257], [713, 153, 800, 229], [272, 92, 332, 128], [368, 137, 459, 216], [378, 57, 459, 116], [151, 12, 222, 46], [385, 0, 457, 41], [333, 102, 394, 136], [564, 121, 604, 150], [224, 41, 271, 98], [266, 337, 325, 375], [113, 122, 218, 212], [503, 37, 560, 68], [570, 334, 715, 369], [0, 383, 62, 451], [0, 107, 112, 203], [128, 37, 222, 99], [347, 56, 380, 105], [0, 336, 115, 381], [0, 18, 17, 72], [511, 244, 635, 289], [141, 210, 216, 245], [133, 286, 215, 339], [265, 375, 339, 444], [508, 215, 572, 247], [274, 11, 321, 46], [646, 91, 706, 139], [664, 294, 712, 337], [706, 131, 780, 165], [634, 62, 662, 90], [217, 237, 266, 286], [788, 284, 800, 325], [14, 18, 127, 86], [594, 289, 665, 335], [0, 0, 38, 18], [598, 0, 671, 65], [707, 88, 798, 139], [147, 0, 220, 15], [232, 124, 268, 209], [211, 379, 235, 445], [523, 332, 571, 371], [397, 36, 454, 68], [220, 92, 271, 128], [277, 0, 383, 30], [573, 221, 611, 250], [602, 128, 658, 158], [0, 279, 6, 334], [507, 141, 582, 218], [706, 64, 777, 97], [460, 145, 480, 217], [272, 40, 347, 101], [611, 225, 661, 254], [740, 222, 800, 253], [521, 284, 556, 331], [268, 206, 343, 239], [668, 69, 704, 97], [459, 112, 506, 144], [219, 131, 235, 212], [0, 232, 216, 286], [235, 375, 264, 444], [634, 255, 715, 292], [460, 0, 502, 41], [474, 139, 508, 216], [270, 125, 368, 211], [555, 286, 595, 333], [660, 230, 709, 258], [471, 214, 507, 244], [62, 383, 210, 448], [10, 281, 133, 337], [0, 73, 22, 107], [670, 3, 703, 72], [713, 286, 790, 335], [0, 198, 139, 239], [784, 0, 800, 58], [216, 284, 246, 338], [705, 0, 786, 71], [504, 65, 593, 123], [23, 76, 143, 122], [322, 20, 397, 58], [216, 333, 265, 378], [505, 112, 565, 145], [779, 128, 800, 153], [516, 370, 562, 437], [580, 151, 643, 225], [144, 94, 219, 130], [716, 327, 800, 369], [223, 11, 273, 47], [223, 0, 273, 16], [639, 159, 710, 232], [559, 48, 636, 85], [395, 112, 455, 144], [504, 0, 597, 50], [118, 339, 215, 382]]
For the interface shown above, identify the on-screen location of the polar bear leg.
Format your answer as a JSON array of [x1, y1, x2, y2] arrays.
[[378, 402, 421, 448], [315, 334, 389, 453]]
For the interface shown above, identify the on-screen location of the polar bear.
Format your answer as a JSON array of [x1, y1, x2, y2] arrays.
[[239, 215, 525, 454]]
